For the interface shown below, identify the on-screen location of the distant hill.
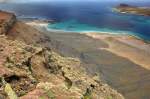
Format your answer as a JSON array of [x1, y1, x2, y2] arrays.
[[114, 3, 150, 16]]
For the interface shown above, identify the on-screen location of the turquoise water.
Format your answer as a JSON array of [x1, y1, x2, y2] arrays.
[[48, 20, 102, 32], [47, 19, 147, 40], [0, 2, 150, 41]]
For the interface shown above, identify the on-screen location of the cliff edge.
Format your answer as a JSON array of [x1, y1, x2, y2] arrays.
[[0, 10, 124, 99], [0, 10, 16, 35]]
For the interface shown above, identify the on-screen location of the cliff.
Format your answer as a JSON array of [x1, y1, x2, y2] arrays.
[[0, 10, 16, 35], [114, 4, 150, 16], [0, 11, 124, 99], [0, 35, 124, 99]]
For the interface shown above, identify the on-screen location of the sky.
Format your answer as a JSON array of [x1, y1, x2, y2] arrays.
[[0, 0, 149, 3]]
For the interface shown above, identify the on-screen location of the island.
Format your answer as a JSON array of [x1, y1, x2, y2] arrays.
[[114, 3, 150, 16]]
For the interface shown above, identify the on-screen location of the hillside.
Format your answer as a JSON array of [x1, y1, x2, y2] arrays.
[[0, 11, 124, 99], [23, 18, 150, 99], [6, 10, 150, 99]]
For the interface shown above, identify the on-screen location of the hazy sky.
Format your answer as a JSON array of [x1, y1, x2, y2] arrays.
[[0, 0, 149, 3]]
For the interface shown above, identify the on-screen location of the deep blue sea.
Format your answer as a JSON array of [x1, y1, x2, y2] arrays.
[[0, 1, 150, 41]]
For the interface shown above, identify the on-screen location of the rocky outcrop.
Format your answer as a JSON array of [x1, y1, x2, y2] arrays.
[[0, 10, 124, 98], [0, 10, 16, 35], [0, 35, 124, 99]]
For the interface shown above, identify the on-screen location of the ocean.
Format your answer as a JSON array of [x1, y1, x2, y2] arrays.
[[0, 1, 150, 41]]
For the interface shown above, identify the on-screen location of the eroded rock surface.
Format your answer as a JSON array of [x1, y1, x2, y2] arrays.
[[0, 11, 16, 35], [0, 10, 124, 99], [0, 35, 124, 99]]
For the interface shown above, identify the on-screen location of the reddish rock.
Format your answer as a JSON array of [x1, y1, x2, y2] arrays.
[[0, 10, 16, 35], [20, 89, 47, 99]]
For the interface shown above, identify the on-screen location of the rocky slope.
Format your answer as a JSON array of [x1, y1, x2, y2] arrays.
[[0, 10, 16, 35], [0, 11, 124, 98], [0, 35, 124, 99], [24, 19, 150, 99]]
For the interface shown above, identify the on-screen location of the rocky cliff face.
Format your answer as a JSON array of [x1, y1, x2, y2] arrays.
[[0, 35, 124, 99], [0, 11, 124, 99], [0, 11, 16, 35]]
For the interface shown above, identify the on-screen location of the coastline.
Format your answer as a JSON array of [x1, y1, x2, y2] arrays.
[[0, 2, 150, 97], [25, 19, 150, 43], [23, 19, 150, 99], [85, 32, 150, 70], [25, 20, 150, 70]]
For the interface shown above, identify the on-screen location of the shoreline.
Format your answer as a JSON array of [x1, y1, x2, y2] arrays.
[[84, 32, 150, 70], [25, 20, 150, 69], [24, 19, 150, 44], [22, 19, 150, 98]]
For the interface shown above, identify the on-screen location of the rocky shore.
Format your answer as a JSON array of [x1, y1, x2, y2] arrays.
[[0, 10, 124, 99]]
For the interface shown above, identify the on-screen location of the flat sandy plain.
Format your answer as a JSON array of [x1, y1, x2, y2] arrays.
[[25, 21, 150, 99]]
